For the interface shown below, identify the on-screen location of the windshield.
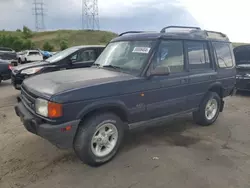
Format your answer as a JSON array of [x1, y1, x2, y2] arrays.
[[94, 40, 156, 75], [46, 47, 78, 63]]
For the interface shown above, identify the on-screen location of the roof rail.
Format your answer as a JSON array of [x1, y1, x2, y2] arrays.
[[118, 31, 145, 36], [160, 26, 201, 33], [205, 30, 227, 38]]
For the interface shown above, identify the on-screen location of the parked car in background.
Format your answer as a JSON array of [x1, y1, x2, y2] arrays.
[[234, 45, 250, 91], [14, 26, 236, 167], [36, 49, 53, 60], [0, 59, 12, 83], [11, 45, 105, 90], [18, 50, 43, 64], [0, 47, 18, 66]]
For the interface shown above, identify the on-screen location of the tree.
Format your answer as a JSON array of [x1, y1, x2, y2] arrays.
[[43, 41, 54, 51], [60, 40, 68, 50], [22, 26, 33, 39]]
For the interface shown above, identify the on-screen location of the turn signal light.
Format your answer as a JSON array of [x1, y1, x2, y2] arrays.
[[48, 102, 63, 118]]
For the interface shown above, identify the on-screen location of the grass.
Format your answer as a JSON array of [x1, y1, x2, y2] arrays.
[[0, 29, 118, 51], [32, 30, 118, 50]]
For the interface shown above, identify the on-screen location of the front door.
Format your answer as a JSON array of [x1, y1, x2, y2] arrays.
[[69, 48, 98, 69], [144, 39, 190, 119]]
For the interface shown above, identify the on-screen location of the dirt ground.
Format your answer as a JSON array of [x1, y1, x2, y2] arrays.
[[1, 80, 250, 188]]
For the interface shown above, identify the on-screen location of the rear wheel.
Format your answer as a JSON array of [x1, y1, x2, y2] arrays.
[[193, 91, 221, 126], [73, 112, 125, 167]]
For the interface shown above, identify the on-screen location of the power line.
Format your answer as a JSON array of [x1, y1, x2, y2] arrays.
[[82, 0, 100, 30], [32, 0, 46, 31]]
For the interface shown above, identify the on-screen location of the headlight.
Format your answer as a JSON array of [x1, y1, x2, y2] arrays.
[[35, 98, 48, 117], [35, 98, 63, 118], [21, 67, 43, 75]]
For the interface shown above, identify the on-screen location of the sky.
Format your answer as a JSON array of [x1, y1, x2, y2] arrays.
[[0, 0, 249, 42]]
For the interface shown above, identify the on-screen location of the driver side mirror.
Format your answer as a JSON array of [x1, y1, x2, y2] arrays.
[[149, 66, 170, 77]]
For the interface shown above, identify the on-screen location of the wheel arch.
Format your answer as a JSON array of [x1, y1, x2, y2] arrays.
[[208, 82, 223, 98], [76, 100, 129, 125]]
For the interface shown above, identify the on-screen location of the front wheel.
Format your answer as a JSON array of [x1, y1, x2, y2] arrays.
[[74, 112, 125, 167], [193, 91, 221, 126]]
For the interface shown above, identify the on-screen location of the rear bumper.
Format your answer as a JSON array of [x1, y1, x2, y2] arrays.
[[1, 69, 11, 80], [1, 72, 11, 80], [15, 102, 80, 149]]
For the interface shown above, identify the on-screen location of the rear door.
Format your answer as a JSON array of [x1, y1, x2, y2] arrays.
[[186, 40, 217, 109]]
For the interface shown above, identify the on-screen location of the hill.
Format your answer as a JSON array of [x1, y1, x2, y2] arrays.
[[31, 30, 118, 50], [0, 28, 249, 51], [0, 29, 118, 51]]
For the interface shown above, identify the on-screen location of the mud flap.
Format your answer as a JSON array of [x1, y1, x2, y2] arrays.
[[220, 100, 224, 112]]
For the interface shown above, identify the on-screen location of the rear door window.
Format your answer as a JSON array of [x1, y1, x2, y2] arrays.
[[187, 41, 211, 70], [28, 51, 40, 56]]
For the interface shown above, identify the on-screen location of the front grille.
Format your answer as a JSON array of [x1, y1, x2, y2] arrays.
[[21, 87, 37, 112]]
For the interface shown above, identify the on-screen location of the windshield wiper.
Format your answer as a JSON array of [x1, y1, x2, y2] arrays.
[[92, 63, 101, 67], [102, 65, 121, 71]]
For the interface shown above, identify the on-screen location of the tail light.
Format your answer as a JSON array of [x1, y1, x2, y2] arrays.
[[8, 64, 13, 70]]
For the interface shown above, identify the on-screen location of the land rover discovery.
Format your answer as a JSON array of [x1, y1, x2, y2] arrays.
[[15, 26, 236, 167]]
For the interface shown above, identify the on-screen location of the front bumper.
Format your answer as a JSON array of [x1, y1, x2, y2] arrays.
[[236, 76, 250, 91], [15, 102, 80, 149]]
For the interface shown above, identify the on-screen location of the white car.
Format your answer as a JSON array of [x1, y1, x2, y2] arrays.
[[18, 50, 43, 64]]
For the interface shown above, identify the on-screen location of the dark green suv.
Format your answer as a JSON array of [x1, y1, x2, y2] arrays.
[[15, 26, 236, 167]]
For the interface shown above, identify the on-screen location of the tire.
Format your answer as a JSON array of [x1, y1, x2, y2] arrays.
[[193, 91, 221, 126], [73, 112, 125, 167], [18, 58, 22, 64], [24, 58, 27, 64]]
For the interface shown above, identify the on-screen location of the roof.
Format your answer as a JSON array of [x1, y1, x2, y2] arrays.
[[112, 26, 230, 43], [0, 47, 14, 51], [234, 44, 250, 52]]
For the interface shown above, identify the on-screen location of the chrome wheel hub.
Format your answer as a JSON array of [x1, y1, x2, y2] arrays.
[[205, 98, 218, 120], [91, 123, 118, 157]]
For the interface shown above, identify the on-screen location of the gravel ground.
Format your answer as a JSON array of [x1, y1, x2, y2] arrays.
[[1, 80, 250, 188]]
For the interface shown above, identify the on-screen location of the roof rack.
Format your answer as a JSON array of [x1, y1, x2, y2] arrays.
[[205, 30, 227, 39], [160, 26, 201, 33], [119, 31, 145, 36]]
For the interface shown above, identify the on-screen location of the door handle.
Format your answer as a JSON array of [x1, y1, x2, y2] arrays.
[[180, 78, 189, 84]]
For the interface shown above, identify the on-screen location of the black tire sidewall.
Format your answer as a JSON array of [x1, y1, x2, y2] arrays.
[[199, 92, 221, 125], [74, 113, 125, 166]]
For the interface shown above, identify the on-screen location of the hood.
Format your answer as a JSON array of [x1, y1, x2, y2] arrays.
[[22, 67, 137, 100], [236, 64, 250, 70], [13, 61, 49, 71]]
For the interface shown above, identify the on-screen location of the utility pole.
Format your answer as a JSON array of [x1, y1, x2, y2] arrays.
[[82, 0, 100, 30], [33, 0, 46, 31]]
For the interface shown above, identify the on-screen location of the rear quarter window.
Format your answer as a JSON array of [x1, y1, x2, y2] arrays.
[[212, 42, 234, 68], [28, 52, 40, 55]]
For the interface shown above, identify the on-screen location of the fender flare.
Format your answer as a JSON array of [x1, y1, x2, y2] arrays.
[[76, 99, 129, 121]]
